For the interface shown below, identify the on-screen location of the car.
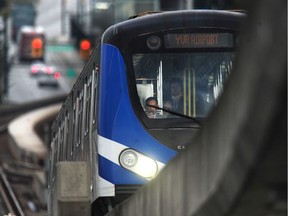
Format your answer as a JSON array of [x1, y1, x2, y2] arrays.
[[30, 61, 51, 76], [37, 69, 61, 87]]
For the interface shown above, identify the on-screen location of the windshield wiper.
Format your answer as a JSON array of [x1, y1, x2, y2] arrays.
[[147, 104, 202, 126]]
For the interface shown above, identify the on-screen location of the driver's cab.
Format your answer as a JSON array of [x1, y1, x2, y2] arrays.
[[133, 52, 234, 121]]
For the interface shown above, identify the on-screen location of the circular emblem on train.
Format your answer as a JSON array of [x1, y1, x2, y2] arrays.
[[147, 36, 161, 50]]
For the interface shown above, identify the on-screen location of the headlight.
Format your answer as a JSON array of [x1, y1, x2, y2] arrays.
[[119, 148, 158, 179], [119, 150, 138, 168]]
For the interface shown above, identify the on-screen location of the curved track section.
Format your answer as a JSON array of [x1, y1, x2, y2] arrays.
[[8, 103, 62, 164], [105, 0, 286, 215], [1, 97, 65, 215]]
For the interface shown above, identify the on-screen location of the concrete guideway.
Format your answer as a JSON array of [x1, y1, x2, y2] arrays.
[[8, 103, 62, 164], [0, 96, 66, 216]]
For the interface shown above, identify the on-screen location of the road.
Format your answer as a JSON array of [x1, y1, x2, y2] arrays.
[[3, 0, 83, 104], [5, 43, 84, 104]]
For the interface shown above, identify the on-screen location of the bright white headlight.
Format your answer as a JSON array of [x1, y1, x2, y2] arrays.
[[119, 149, 138, 168], [119, 148, 158, 179]]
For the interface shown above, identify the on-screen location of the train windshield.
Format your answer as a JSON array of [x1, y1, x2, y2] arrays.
[[133, 51, 235, 119]]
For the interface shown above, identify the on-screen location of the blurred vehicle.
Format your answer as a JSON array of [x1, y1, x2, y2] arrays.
[[18, 26, 46, 61], [30, 61, 52, 76], [37, 68, 61, 87]]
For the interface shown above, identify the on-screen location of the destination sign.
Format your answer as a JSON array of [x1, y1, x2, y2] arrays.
[[164, 33, 233, 48]]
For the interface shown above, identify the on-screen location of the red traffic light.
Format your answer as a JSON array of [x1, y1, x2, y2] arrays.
[[32, 38, 43, 49], [80, 40, 91, 50]]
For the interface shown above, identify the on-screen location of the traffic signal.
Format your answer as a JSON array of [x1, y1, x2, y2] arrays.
[[31, 38, 43, 58], [79, 39, 91, 60]]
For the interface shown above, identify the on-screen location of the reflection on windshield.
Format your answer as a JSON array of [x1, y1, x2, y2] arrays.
[[133, 52, 235, 119]]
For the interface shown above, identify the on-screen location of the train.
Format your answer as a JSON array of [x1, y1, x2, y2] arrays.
[[48, 10, 245, 215]]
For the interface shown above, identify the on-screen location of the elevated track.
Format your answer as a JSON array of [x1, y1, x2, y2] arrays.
[[0, 95, 66, 215]]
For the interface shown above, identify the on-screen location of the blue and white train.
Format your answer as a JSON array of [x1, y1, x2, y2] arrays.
[[48, 10, 245, 215]]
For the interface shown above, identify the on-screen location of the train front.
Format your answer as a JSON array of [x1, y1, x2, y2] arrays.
[[94, 10, 244, 213]]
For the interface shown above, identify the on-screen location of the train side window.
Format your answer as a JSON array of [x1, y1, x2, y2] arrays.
[[93, 43, 100, 125], [57, 127, 61, 162], [72, 102, 77, 156], [74, 92, 80, 149], [85, 76, 92, 134], [54, 132, 59, 163], [83, 77, 88, 136], [93, 65, 99, 124], [64, 111, 69, 160], [50, 137, 56, 184], [77, 90, 83, 147], [60, 119, 64, 160], [91, 63, 96, 126]]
